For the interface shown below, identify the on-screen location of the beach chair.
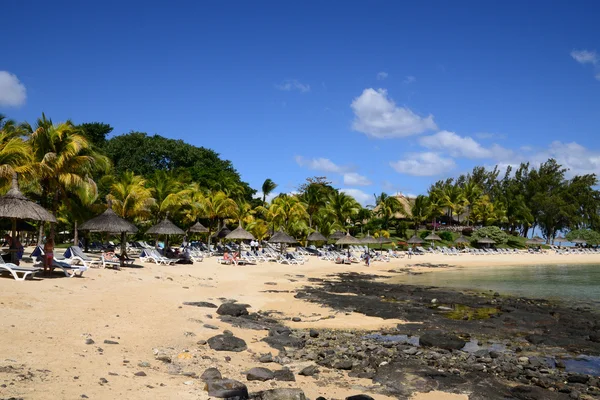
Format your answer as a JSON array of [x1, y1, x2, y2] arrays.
[[31, 246, 87, 277], [140, 249, 179, 265], [0, 256, 41, 281], [63, 246, 102, 268]]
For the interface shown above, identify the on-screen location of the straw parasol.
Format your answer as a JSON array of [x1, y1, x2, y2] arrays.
[[525, 238, 543, 245], [424, 233, 442, 248], [571, 238, 586, 244], [146, 216, 185, 250], [80, 201, 139, 268], [329, 230, 345, 241], [189, 221, 209, 233], [212, 224, 231, 239], [360, 233, 379, 245], [454, 235, 470, 246], [269, 229, 297, 254], [554, 236, 567, 244], [0, 174, 56, 262], [336, 232, 360, 246], [407, 235, 424, 245], [307, 230, 327, 242], [477, 236, 496, 247], [532, 236, 545, 243], [225, 224, 255, 258]]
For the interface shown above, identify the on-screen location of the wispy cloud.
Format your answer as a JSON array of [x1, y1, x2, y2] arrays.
[[294, 156, 351, 174], [253, 191, 279, 203], [275, 79, 311, 93], [343, 172, 372, 186], [571, 49, 600, 81], [351, 88, 437, 138], [390, 152, 456, 176], [376, 71, 388, 80], [475, 132, 506, 140], [340, 188, 372, 206], [0, 71, 26, 107], [403, 75, 416, 84]]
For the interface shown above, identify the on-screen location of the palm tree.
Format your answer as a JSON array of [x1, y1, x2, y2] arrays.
[[261, 178, 278, 204], [265, 194, 308, 231], [427, 188, 446, 231], [411, 195, 430, 230], [327, 191, 360, 229], [462, 180, 483, 226], [108, 172, 155, 222], [26, 113, 110, 239], [0, 115, 33, 188], [147, 170, 186, 221], [441, 184, 466, 224], [300, 183, 327, 228], [373, 192, 405, 229], [200, 191, 238, 253]]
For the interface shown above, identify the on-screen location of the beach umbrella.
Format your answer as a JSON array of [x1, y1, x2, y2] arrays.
[[374, 234, 392, 251], [80, 201, 139, 268], [226, 224, 255, 259], [307, 230, 327, 242], [146, 216, 185, 250], [532, 236, 545, 244], [189, 221, 209, 233], [329, 230, 345, 241], [269, 229, 297, 254], [0, 219, 36, 232], [424, 233, 442, 248], [525, 238, 543, 245], [554, 236, 567, 244], [454, 235, 470, 244], [407, 235, 424, 245], [477, 236, 496, 247], [360, 232, 379, 252], [336, 232, 360, 246], [572, 238, 586, 244], [0, 174, 56, 262], [212, 224, 231, 239]]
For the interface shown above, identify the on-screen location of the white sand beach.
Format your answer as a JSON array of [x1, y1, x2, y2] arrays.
[[1, 249, 598, 399]]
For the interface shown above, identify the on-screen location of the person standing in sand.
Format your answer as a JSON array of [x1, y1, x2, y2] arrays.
[[43, 238, 54, 274]]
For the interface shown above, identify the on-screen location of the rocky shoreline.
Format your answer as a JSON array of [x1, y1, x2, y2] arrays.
[[182, 272, 600, 399]]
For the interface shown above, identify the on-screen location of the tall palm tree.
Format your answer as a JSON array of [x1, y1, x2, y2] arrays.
[[462, 180, 483, 226], [300, 183, 327, 228], [373, 192, 405, 229], [0, 115, 33, 188], [265, 194, 308, 231], [26, 113, 110, 239], [108, 172, 155, 222], [261, 178, 278, 204], [441, 184, 466, 224], [411, 195, 430, 230], [427, 188, 446, 231], [200, 191, 238, 253], [147, 170, 186, 221], [327, 191, 360, 229]]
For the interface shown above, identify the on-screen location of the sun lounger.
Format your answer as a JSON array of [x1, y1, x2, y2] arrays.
[[139, 249, 179, 265], [0, 257, 41, 281], [64, 246, 102, 268], [32, 246, 87, 277]]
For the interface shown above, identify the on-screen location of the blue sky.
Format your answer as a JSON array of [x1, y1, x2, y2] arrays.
[[1, 1, 600, 206]]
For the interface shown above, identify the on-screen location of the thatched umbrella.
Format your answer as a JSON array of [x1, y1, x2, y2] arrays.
[[307, 231, 327, 242], [454, 235, 470, 247], [212, 224, 231, 239], [146, 217, 185, 250], [0, 174, 56, 262], [532, 236, 545, 244], [424, 233, 442, 248], [336, 232, 360, 246], [225, 224, 255, 259], [554, 236, 567, 244], [525, 238, 542, 245], [360, 232, 379, 252], [375, 235, 393, 251], [407, 235, 424, 245], [572, 238, 586, 244], [477, 236, 496, 248], [189, 221, 209, 233], [329, 230, 345, 241], [80, 201, 138, 268], [269, 229, 297, 254]]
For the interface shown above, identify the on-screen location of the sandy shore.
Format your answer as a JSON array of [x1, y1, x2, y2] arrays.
[[1, 248, 597, 399]]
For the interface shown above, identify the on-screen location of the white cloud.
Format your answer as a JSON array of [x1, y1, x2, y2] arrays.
[[0, 71, 26, 107], [343, 172, 372, 186], [419, 130, 492, 159], [403, 75, 416, 84], [377, 72, 388, 80], [294, 156, 351, 173], [253, 191, 279, 203], [275, 79, 310, 93], [340, 188, 372, 207], [571, 49, 598, 65], [390, 152, 456, 176], [351, 88, 437, 138], [475, 132, 506, 140]]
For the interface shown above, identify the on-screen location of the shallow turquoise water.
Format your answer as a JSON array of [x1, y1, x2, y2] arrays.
[[393, 264, 600, 306]]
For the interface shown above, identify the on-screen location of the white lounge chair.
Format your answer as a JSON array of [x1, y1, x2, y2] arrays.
[[31, 246, 87, 277], [64, 246, 102, 268], [0, 257, 41, 281]]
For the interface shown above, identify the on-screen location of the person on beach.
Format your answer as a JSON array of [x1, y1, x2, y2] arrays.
[[364, 250, 370, 267], [43, 238, 54, 274], [4, 234, 24, 265]]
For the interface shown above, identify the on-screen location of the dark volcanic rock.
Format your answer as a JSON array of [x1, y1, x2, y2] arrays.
[[246, 367, 274, 381], [333, 360, 353, 370], [208, 335, 247, 352], [252, 388, 306, 400], [103, 340, 119, 345], [419, 332, 466, 350], [217, 303, 249, 317], [510, 385, 570, 400], [200, 367, 222, 382], [262, 327, 304, 350], [183, 301, 218, 308], [309, 329, 319, 338], [298, 365, 319, 376], [273, 368, 295, 381], [206, 378, 248, 398], [346, 396, 375, 400], [259, 353, 273, 363], [567, 374, 589, 384]]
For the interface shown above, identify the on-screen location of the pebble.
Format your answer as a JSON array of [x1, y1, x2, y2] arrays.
[[134, 371, 147, 377], [103, 340, 119, 345], [85, 339, 95, 345]]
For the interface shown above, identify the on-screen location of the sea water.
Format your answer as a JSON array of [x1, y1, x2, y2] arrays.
[[391, 264, 600, 307]]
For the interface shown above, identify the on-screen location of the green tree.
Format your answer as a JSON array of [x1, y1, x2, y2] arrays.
[[0, 115, 33, 188], [471, 226, 508, 245], [327, 191, 360, 228], [261, 178, 278, 204], [107, 172, 155, 222], [411, 195, 430, 230], [373, 192, 405, 229], [78, 122, 113, 147]]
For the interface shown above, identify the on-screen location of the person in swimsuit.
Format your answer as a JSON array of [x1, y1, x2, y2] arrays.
[[43, 238, 54, 274]]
